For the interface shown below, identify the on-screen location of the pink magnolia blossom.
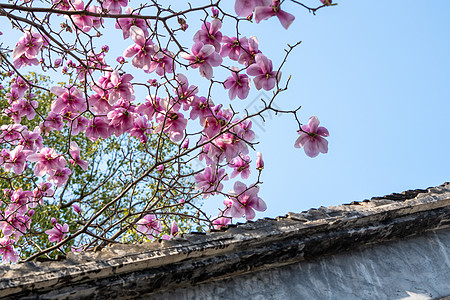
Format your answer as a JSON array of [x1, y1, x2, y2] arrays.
[[41, 111, 64, 133], [238, 36, 261, 66], [102, 0, 127, 13], [254, 1, 295, 29], [154, 104, 187, 143], [202, 111, 229, 139], [182, 138, 189, 150], [220, 36, 242, 61], [212, 216, 231, 229], [107, 105, 136, 137], [10, 98, 38, 123], [180, 42, 223, 80], [136, 214, 162, 239], [130, 116, 151, 143], [228, 155, 251, 179], [72, 204, 81, 214], [85, 117, 111, 141], [193, 19, 223, 52], [174, 74, 198, 110], [10, 77, 29, 98], [115, 7, 149, 39], [233, 118, 255, 141], [229, 181, 266, 220], [50, 86, 86, 114], [123, 26, 157, 72], [256, 152, 264, 170], [45, 222, 69, 243], [3, 145, 32, 174], [0, 199, 31, 237], [69, 115, 89, 136], [189, 96, 214, 123], [66, 2, 96, 33], [48, 167, 72, 187], [69, 141, 88, 170], [89, 84, 113, 113], [10, 189, 33, 215], [106, 71, 134, 105], [224, 68, 251, 100], [12, 54, 39, 68], [320, 0, 333, 4], [148, 50, 175, 76], [136, 95, 162, 120], [246, 53, 279, 91], [294, 116, 329, 158], [194, 166, 228, 198], [234, 0, 270, 17], [211, 7, 220, 18], [12, 28, 46, 62], [31, 182, 53, 208], [0, 238, 19, 264], [0, 124, 24, 142], [27, 147, 67, 177]]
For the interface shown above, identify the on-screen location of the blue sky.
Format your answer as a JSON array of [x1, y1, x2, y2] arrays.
[[223, 0, 450, 218], [1, 1, 449, 221]]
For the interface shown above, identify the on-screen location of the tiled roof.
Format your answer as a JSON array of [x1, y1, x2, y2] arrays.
[[1, 183, 450, 299]]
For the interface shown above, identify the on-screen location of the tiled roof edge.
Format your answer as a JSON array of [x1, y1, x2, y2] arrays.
[[1, 183, 450, 299]]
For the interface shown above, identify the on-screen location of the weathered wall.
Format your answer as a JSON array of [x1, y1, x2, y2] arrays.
[[150, 227, 450, 300]]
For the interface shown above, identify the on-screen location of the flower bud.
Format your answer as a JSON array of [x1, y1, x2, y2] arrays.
[[256, 152, 264, 170], [116, 56, 125, 64], [54, 58, 62, 67], [51, 217, 57, 225], [157, 164, 165, 172], [182, 138, 189, 150], [102, 45, 109, 52], [147, 79, 158, 87], [211, 7, 219, 18], [72, 204, 81, 214]]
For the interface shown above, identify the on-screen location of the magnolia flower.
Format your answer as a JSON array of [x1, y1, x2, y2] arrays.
[[194, 167, 228, 198], [27, 147, 67, 177], [136, 214, 162, 239], [294, 116, 329, 158], [115, 7, 149, 39], [72, 204, 81, 214], [50, 86, 87, 114], [45, 222, 69, 243], [254, 1, 295, 29], [256, 152, 264, 170], [234, 0, 270, 17], [228, 155, 251, 179], [123, 26, 157, 72], [229, 181, 266, 220], [69, 141, 88, 170], [0, 238, 19, 264], [48, 168, 72, 187], [224, 68, 251, 100], [3, 145, 32, 175], [193, 19, 223, 52], [246, 53, 279, 91], [180, 42, 223, 79], [212, 217, 231, 229]]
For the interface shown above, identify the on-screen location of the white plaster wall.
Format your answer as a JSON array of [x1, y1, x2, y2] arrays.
[[149, 228, 450, 300]]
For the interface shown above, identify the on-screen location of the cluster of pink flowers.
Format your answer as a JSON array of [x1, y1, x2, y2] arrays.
[[0, 0, 331, 262]]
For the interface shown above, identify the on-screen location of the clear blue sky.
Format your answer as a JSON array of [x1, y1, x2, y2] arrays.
[[219, 0, 450, 219], [1, 1, 449, 221]]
